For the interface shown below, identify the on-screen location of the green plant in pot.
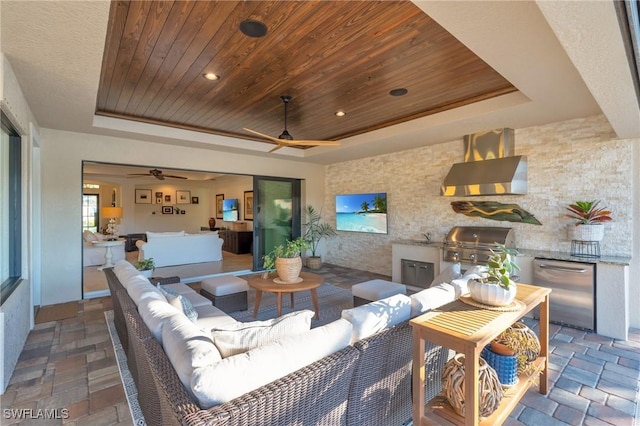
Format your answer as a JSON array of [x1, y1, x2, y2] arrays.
[[566, 200, 612, 242], [467, 243, 520, 307], [303, 205, 336, 270], [135, 258, 155, 278], [262, 237, 309, 283]]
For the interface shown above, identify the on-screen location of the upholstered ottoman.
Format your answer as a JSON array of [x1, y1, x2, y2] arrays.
[[200, 276, 249, 312], [351, 279, 407, 307]]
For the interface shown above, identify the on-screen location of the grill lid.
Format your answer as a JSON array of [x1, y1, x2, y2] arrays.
[[444, 226, 515, 264]]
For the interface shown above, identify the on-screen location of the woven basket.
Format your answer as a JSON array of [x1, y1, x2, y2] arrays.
[[441, 353, 503, 417], [497, 322, 540, 374], [275, 257, 302, 283], [481, 346, 518, 387]]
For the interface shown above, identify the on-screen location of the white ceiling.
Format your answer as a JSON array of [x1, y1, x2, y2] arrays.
[[1, 0, 638, 166]]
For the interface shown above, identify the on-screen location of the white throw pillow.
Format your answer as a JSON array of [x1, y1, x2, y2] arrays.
[[137, 298, 183, 343], [82, 230, 97, 242], [211, 310, 314, 357], [159, 286, 198, 323], [448, 265, 489, 297], [191, 318, 353, 408], [162, 313, 222, 394], [410, 283, 457, 317], [146, 231, 185, 238], [341, 294, 412, 344], [430, 263, 462, 287]]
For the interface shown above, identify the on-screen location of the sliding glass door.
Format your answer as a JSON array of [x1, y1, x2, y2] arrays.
[[252, 176, 301, 271]]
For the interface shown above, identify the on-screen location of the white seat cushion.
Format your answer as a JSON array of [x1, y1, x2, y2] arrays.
[[211, 310, 314, 357], [409, 283, 457, 317], [180, 291, 214, 308], [160, 283, 194, 295], [191, 318, 353, 408], [194, 305, 238, 330], [352, 279, 406, 301], [341, 293, 412, 343], [137, 298, 183, 343], [430, 263, 462, 287], [201, 276, 249, 296]]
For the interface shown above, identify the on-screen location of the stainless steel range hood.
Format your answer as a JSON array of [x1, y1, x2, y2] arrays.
[[441, 128, 527, 196]]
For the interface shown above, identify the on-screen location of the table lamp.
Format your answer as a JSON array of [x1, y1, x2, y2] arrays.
[[102, 206, 123, 240]]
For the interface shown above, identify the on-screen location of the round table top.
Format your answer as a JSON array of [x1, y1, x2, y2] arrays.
[[247, 271, 324, 293], [91, 239, 125, 247]]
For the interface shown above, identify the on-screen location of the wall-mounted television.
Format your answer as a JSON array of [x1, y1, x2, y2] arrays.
[[222, 198, 239, 222], [335, 193, 388, 234]]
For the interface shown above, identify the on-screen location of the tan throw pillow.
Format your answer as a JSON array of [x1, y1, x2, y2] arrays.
[[83, 230, 97, 242], [211, 310, 314, 357]]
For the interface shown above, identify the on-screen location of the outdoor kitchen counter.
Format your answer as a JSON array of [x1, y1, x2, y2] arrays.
[[392, 239, 444, 248], [517, 249, 631, 266]]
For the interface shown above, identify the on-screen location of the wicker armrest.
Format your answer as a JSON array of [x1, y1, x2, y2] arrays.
[[148, 276, 181, 285], [183, 346, 361, 426]]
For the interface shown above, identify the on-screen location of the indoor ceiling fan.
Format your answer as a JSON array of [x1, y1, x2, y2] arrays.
[[244, 95, 341, 153], [127, 168, 187, 180]]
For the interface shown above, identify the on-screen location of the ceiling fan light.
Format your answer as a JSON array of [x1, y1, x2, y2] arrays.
[[240, 20, 268, 38], [335, 110, 346, 117]]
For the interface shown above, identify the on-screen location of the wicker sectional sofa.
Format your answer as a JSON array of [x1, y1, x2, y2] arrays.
[[105, 262, 469, 426]]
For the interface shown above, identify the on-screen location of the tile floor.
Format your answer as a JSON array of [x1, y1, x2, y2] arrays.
[[2, 263, 639, 425]]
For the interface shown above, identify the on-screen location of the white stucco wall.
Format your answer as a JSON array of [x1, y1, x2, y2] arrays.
[[39, 128, 325, 305]]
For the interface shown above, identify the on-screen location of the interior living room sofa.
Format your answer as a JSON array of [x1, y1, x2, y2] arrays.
[[105, 260, 475, 425], [136, 231, 223, 267], [82, 230, 126, 266]]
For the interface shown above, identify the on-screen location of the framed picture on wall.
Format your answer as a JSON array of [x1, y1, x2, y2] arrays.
[[176, 190, 191, 204], [216, 194, 224, 219], [244, 191, 254, 220], [155, 191, 163, 204], [162, 206, 173, 214], [164, 194, 173, 204], [135, 189, 152, 204], [191, 196, 199, 204]]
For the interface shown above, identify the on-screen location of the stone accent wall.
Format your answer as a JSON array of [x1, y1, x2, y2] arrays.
[[324, 114, 634, 276]]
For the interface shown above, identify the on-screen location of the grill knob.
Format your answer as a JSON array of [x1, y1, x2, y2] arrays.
[[452, 252, 459, 261], [469, 253, 476, 261]]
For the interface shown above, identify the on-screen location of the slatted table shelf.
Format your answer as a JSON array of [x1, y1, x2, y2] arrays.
[[410, 283, 551, 426]]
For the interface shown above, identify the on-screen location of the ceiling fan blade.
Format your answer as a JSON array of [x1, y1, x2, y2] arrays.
[[155, 175, 165, 180], [278, 139, 341, 147], [164, 175, 188, 179], [127, 173, 151, 176], [243, 127, 283, 143], [268, 144, 285, 153]]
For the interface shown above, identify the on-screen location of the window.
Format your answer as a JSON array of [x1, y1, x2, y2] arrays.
[[82, 194, 100, 233], [0, 111, 22, 304]]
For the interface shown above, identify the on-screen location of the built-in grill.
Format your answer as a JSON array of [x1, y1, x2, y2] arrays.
[[443, 226, 516, 265]]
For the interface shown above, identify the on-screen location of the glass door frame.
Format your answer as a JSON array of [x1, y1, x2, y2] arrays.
[[252, 175, 302, 271]]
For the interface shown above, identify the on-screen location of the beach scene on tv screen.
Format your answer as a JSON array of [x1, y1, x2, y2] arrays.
[[335, 193, 387, 234]]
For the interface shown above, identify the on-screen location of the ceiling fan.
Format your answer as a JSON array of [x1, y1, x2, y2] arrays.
[[244, 95, 341, 153], [127, 168, 187, 180]]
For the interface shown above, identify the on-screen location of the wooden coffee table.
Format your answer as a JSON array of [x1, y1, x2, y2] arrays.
[[247, 272, 324, 319]]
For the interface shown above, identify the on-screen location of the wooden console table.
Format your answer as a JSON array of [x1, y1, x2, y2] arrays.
[[410, 283, 551, 425]]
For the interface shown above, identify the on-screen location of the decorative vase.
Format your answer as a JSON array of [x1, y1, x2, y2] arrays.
[[275, 256, 302, 283], [481, 346, 519, 387], [569, 223, 604, 242], [498, 322, 540, 374], [208, 217, 216, 229], [306, 256, 322, 270], [441, 353, 503, 417], [468, 279, 517, 307]]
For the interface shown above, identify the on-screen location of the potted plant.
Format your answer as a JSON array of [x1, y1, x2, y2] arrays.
[[566, 200, 612, 242], [303, 205, 337, 270], [135, 258, 155, 278], [467, 243, 520, 307], [262, 237, 309, 283]]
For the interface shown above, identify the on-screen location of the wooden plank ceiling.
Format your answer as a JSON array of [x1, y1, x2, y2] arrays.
[[96, 0, 517, 148]]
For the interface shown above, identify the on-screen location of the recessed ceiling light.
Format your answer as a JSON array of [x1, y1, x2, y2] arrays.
[[335, 111, 346, 117], [240, 19, 268, 38], [202, 73, 219, 81], [389, 88, 408, 96]]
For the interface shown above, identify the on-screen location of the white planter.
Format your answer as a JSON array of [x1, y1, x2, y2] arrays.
[[569, 224, 604, 242], [468, 279, 517, 307], [138, 269, 153, 278]]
